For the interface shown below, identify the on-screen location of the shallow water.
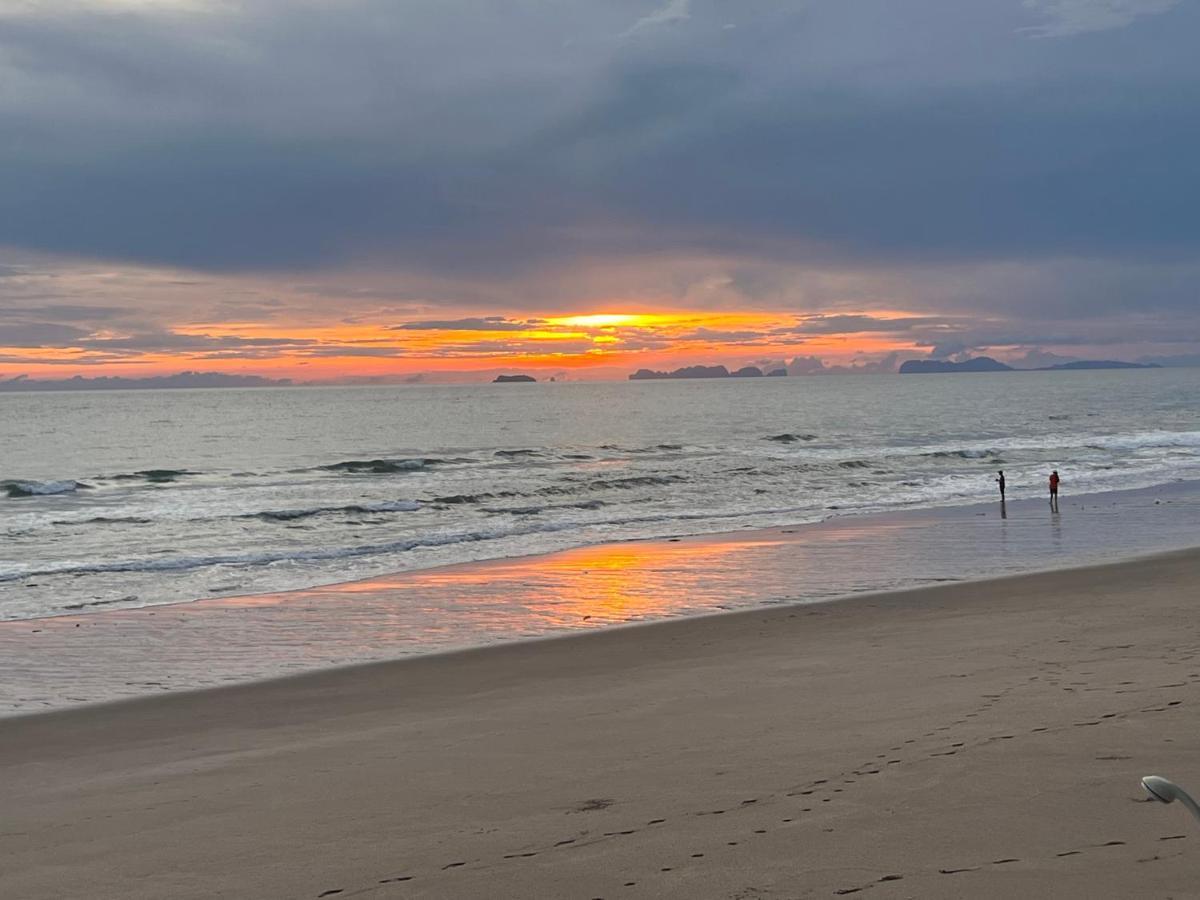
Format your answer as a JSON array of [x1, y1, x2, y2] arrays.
[[2, 481, 1198, 715], [2, 368, 1198, 620]]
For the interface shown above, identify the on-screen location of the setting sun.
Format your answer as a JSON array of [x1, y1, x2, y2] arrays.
[[547, 314, 654, 328]]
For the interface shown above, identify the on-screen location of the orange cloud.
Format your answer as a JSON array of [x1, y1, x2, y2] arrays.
[[0, 308, 931, 381]]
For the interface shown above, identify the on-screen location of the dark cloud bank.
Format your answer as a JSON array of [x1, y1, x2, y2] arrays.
[[1, 0, 1198, 357]]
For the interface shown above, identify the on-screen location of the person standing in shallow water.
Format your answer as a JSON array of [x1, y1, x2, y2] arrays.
[[996, 470, 1006, 500], [1049, 470, 1060, 511]]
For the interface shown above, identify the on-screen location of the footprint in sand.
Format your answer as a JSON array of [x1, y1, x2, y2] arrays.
[[575, 798, 615, 812]]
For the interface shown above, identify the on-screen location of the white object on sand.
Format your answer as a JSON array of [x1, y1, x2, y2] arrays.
[[1142, 776, 1200, 825]]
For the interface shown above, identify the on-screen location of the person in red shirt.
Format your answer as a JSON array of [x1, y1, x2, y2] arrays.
[[1049, 470, 1060, 511]]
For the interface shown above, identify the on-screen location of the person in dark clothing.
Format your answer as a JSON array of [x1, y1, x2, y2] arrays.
[[996, 470, 1006, 499], [1049, 470, 1060, 511]]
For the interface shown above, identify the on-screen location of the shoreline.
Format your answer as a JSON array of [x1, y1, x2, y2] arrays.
[[8, 476, 1200, 628], [5, 543, 1199, 730], [6, 475, 1199, 627], [3, 479, 1199, 717], [4, 548, 1200, 897]]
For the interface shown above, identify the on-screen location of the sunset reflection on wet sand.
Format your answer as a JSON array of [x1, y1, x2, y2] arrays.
[[2, 482, 1197, 715]]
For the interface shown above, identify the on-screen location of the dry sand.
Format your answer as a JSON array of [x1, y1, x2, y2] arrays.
[[2, 548, 1199, 899]]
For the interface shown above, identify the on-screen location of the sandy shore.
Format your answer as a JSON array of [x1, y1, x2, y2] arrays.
[[3, 548, 1200, 898]]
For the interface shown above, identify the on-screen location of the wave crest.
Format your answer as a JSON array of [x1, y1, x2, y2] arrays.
[[252, 500, 421, 522], [3, 479, 89, 498]]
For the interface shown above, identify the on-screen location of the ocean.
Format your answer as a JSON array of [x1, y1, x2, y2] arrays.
[[2, 368, 1199, 623]]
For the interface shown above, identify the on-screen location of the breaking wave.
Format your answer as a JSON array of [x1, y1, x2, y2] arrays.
[[318, 458, 430, 474], [0, 504, 823, 586], [250, 500, 421, 522], [3, 479, 89, 498], [52, 516, 154, 526], [108, 469, 198, 483], [483, 499, 606, 516], [921, 449, 1001, 460]]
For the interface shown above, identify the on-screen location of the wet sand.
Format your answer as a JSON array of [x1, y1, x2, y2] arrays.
[[4, 481, 1199, 715], [3, 548, 1200, 898]]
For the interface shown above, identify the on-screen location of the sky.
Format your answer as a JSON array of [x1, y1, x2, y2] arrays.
[[1, 0, 1198, 381]]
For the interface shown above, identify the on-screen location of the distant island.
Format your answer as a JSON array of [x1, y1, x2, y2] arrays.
[[629, 365, 784, 380], [0, 371, 293, 392], [492, 374, 537, 383], [899, 357, 1161, 374], [1040, 360, 1161, 371], [898, 357, 1013, 374]]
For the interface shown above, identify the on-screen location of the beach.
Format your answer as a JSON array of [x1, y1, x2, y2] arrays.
[[5, 2, 1199, 896], [3, 547, 1199, 899]]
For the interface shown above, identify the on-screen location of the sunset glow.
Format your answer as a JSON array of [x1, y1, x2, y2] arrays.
[[547, 314, 652, 328], [0, 295, 939, 381]]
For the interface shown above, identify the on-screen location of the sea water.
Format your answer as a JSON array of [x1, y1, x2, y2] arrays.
[[2, 368, 1198, 621]]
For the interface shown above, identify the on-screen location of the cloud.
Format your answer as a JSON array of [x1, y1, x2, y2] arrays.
[[673, 326, 770, 343], [75, 331, 312, 353], [0, 304, 131, 321], [623, 0, 692, 37], [925, 340, 972, 360], [1, 0, 1197, 280], [786, 355, 827, 375], [0, 322, 93, 347], [390, 317, 538, 331], [1010, 348, 1080, 367], [787, 314, 960, 335], [0, 0, 1197, 374], [1021, 0, 1179, 37]]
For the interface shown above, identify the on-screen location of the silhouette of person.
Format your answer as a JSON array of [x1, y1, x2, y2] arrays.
[[1049, 470, 1060, 511], [996, 470, 1006, 499]]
